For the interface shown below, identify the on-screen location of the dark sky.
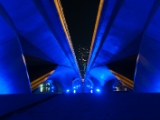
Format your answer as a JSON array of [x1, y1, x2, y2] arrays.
[[27, 0, 100, 80], [60, 0, 136, 80], [61, 0, 100, 54]]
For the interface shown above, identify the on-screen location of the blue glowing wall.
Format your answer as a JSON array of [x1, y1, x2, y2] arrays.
[[0, 0, 71, 66], [88, 0, 156, 70], [47, 66, 79, 92], [0, 0, 81, 93], [0, 8, 31, 94], [134, 7, 160, 92], [86, 0, 160, 92], [86, 66, 116, 89]]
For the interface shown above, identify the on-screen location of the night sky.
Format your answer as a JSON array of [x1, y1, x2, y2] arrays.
[[60, 0, 136, 80], [61, 0, 100, 55], [26, 0, 135, 81], [26, 0, 100, 81]]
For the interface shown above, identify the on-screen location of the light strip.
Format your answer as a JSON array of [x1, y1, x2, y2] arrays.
[[31, 70, 54, 91], [54, 0, 81, 78], [110, 70, 134, 90], [87, 0, 104, 65]]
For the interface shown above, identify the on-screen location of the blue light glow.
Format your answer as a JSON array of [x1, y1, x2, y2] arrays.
[[84, 0, 159, 93], [48, 66, 80, 91], [0, 0, 81, 94], [96, 89, 100, 92], [46, 83, 50, 86], [91, 90, 93, 93], [0, 13, 31, 93], [86, 66, 116, 88], [1, 0, 160, 93], [66, 90, 70, 92], [133, 7, 160, 92]]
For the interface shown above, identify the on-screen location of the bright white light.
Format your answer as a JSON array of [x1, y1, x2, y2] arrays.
[[96, 89, 100, 92], [66, 90, 70, 92], [40, 84, 43, 87], [40, 87, 43, 92], [73, 90, 76, 94], [91, 90, 93, 93], [22, 54, 27, 66]]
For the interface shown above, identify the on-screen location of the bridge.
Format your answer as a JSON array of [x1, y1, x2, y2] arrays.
[[1, 0, 160, 94], [1, 0, 160, 119], [0, 0, 81, 94], [85, 0, 160, 93]]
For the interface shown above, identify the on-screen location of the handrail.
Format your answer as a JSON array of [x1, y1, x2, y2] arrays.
[[110, 70, 134, 90], [31, 70, 54, 91]]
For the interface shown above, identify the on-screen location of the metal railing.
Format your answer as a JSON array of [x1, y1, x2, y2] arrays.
[[31, 70, 54, 91], [110, 70, 134, 90]]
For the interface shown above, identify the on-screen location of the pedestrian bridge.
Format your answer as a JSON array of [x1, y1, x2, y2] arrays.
[[1, 0, 160, 94]]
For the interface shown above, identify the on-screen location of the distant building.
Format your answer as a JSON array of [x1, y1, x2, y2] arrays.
[[78, 45, 89, 78]]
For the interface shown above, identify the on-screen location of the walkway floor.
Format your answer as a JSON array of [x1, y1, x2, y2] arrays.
[[1, 93, 160, 120]]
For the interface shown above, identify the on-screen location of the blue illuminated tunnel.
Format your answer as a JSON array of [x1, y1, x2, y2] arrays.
[[0, 0, 81, 94], [1, 0, 160, 93], [85, 66, 117, 91], [0, 6, 31, 93], [86, 0, 160, 92]]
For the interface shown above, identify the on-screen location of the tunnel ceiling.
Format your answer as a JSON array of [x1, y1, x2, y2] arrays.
[[0, 0, 81, 76], [86, 0, 160, 81]]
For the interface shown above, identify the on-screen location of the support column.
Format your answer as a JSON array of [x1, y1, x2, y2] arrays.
[[134, 7, 160, 92], [0, 10, 31, 94]]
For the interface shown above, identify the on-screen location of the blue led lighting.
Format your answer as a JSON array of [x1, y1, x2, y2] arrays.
[[90, 90, 93, 93], [0, 0, 81, 94], [86, 66, 116, 88], [0, 14, 31, 94], [96, 89, 100, 92], [1, 0, 160, 93], [66, 90, 70, 92]]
